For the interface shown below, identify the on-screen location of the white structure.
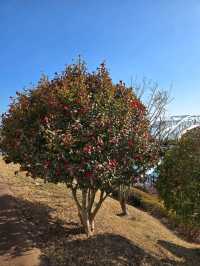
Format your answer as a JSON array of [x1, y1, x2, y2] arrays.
[[145, 115, 200, 187], [153, 115, 200, 140]]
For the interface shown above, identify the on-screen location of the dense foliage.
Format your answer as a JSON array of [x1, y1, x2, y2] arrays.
[[157, 128, 200, 228], [0, 61, 157, 235]]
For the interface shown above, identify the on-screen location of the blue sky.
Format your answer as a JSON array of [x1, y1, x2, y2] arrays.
[[1, 0, 200, 115]]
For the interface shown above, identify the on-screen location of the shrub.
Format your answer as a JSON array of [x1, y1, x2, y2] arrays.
[[157, 127, 200, 230]]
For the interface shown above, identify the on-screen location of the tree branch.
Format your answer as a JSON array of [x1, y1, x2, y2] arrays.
[[91, 190, 108, 220], [88, 188, 97, 213], [71, 187, 82, 211]]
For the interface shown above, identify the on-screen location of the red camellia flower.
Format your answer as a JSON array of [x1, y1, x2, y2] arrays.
[[83, 144, 94, 154], [130, 99, 145, 112], [130, 99, 140, 109], [108, 159, 117, 169]]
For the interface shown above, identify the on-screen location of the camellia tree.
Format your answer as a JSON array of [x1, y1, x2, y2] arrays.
[[0, 61, 157, 236], [157, 127, 200, 231]]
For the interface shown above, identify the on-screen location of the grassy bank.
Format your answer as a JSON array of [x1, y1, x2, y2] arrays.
[[0, 157, 200, 265]]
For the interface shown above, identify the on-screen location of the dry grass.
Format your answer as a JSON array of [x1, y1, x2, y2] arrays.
[[0, 157, 200, 265]]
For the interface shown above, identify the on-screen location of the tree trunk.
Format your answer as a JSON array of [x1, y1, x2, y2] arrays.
[[90, 219, 95, 232], [79, 209, 94, 237], [71, 187, 106, 237], [120, 196, 128, 215], [119, 185, 129, 215]]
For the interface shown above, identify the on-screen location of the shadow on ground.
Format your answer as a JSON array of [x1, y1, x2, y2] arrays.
[[41, 234, 172, 266], [0, 194, 81, 256], [158, 240, 200, 266], [0, 193, 199, 265]]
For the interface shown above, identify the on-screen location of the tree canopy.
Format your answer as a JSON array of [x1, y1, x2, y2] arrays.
[[0, 61, 158, 235]]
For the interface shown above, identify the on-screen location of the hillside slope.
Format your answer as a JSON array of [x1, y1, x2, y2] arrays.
[[0, 157, 199, 266]]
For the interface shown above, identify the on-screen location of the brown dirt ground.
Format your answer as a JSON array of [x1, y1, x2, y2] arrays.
[[0, 180, 41, 266], [0, 157, 200, 266]]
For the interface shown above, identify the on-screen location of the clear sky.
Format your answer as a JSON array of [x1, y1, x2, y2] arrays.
[[1, 0, 200, 115]]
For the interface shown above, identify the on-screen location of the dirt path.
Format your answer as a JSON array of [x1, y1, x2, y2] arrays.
[[0, 178, 41, 266]]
